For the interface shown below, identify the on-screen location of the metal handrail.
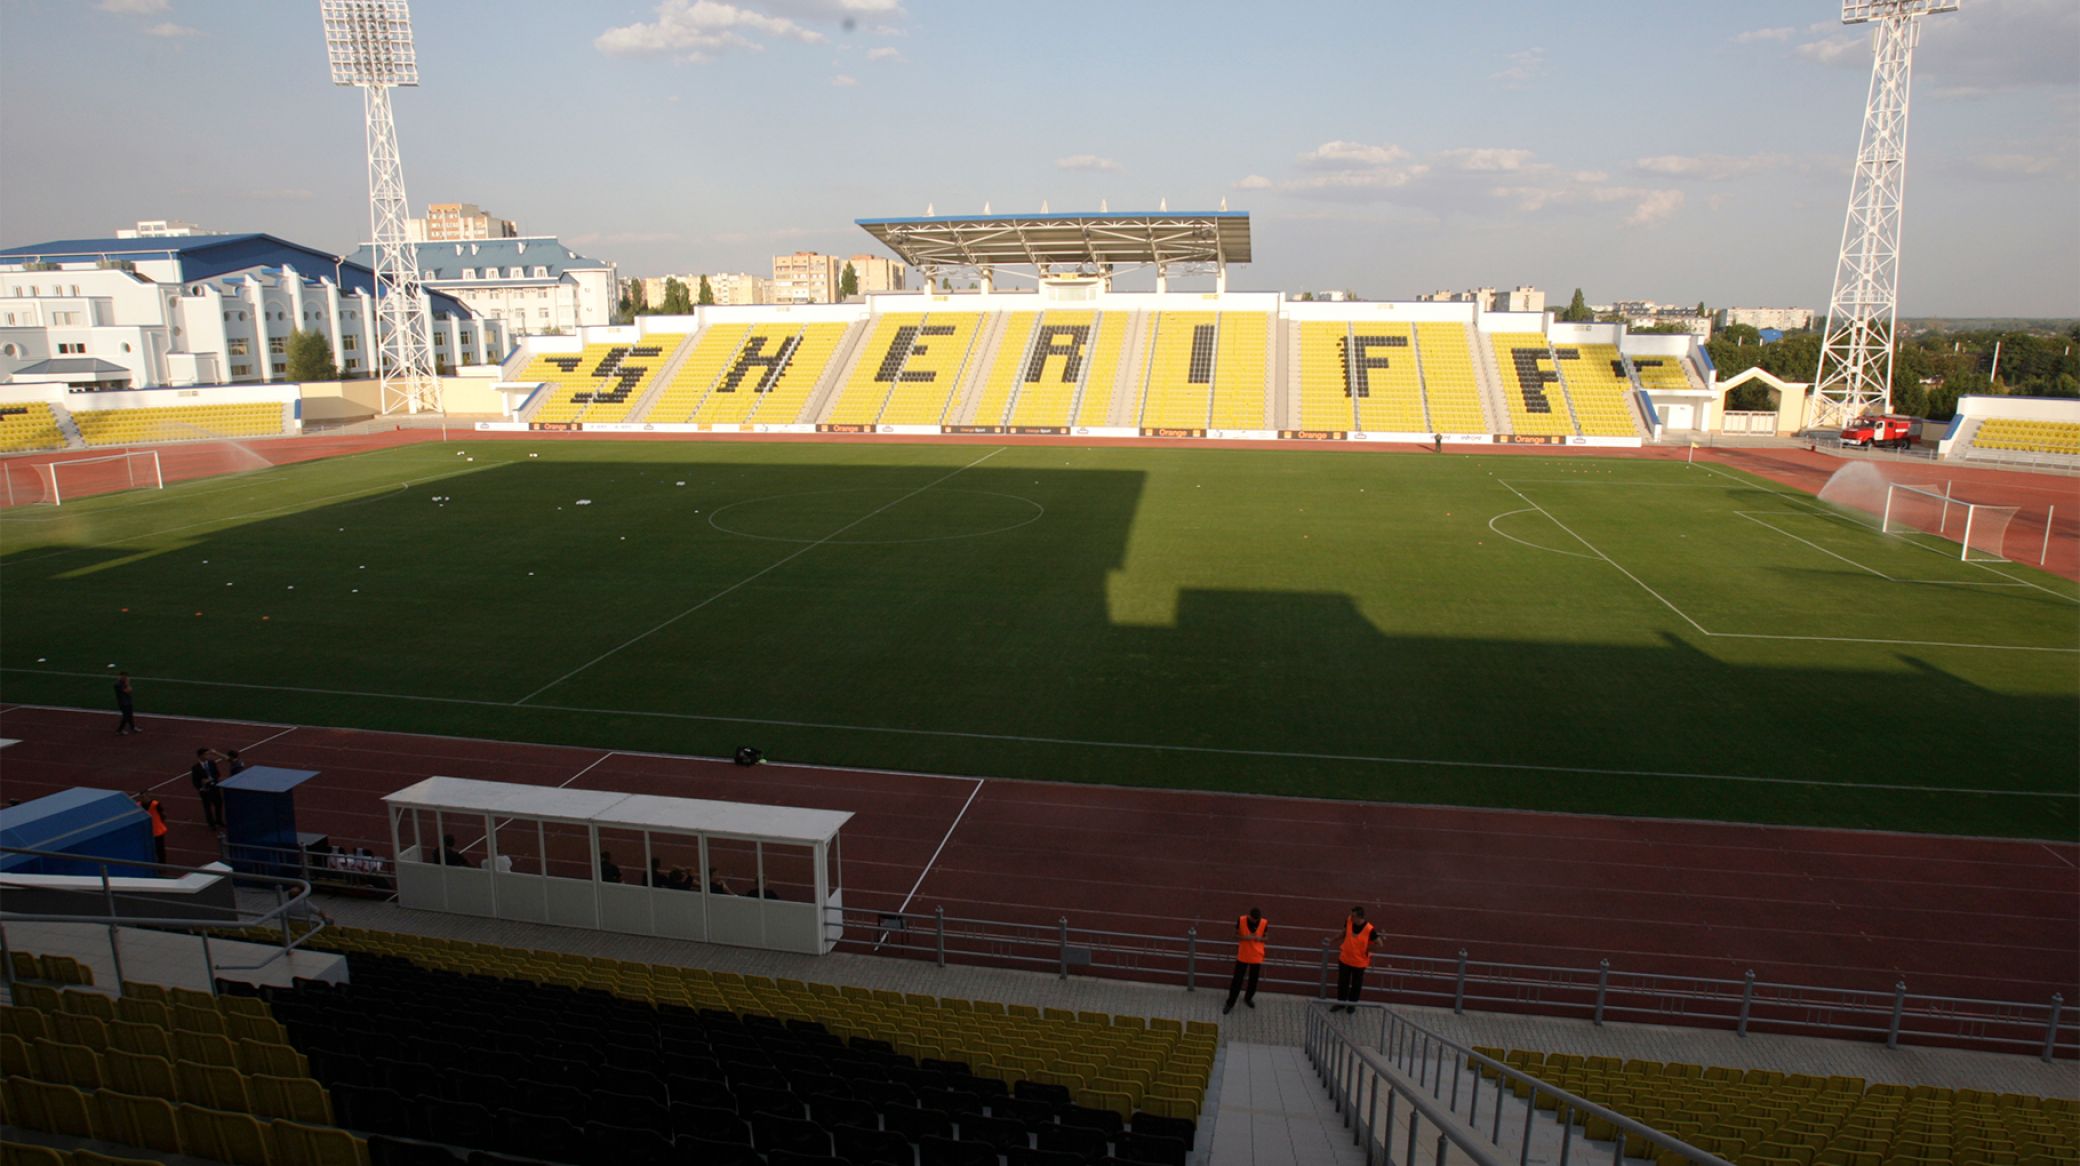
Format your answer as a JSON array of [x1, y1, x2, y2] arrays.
[[1304, 1001, 1516, 1166], [0, 843, 324, 988], [1352, 1001, 1735, 1166], [818, 902, 2076, 1061]]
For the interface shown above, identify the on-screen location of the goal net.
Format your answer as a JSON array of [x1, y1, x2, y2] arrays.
[[1, 449, 164, 507], [1880, 482, 2020, 562]]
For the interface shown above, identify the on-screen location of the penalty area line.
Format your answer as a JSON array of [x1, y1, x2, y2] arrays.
[[5, 667, 2072, 799]]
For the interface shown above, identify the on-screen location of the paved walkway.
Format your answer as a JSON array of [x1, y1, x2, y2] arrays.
[[1210, 1044, 1365, 1166], [306, 893, 2075, 1100]]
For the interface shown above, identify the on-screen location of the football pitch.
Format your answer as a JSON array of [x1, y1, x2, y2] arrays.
[[2, 440, 2074, 839]]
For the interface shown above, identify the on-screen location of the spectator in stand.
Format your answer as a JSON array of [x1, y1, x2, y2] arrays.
[[1332, 906, 1383, 1013], [1224, 906, 1269, 1014], [133, 791, 169, 865], [599, 850, 622, 883], [114, 672, 139, 735], [189, 748, 225, 831]]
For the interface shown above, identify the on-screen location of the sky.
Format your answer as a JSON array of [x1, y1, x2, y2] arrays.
[[2, 0, 2075, 315]]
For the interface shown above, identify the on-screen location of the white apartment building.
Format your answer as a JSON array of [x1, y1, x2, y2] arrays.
[[1416, 286, 1544, 312], [636, 272, 771, 308], [0, 232, 505, 389], [115, 219, 218, 239], [1718, 306, 1814, 332], [406, 202, 519, 243], [353, 237, 615, 336], [845, 253, 907, 295], [772, 251, 842, 304]]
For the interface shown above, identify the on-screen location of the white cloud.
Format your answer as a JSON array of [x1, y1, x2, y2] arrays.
[[1232, 174, 1274, 191], [1733, 26, 1795, 43], [142, 21, 198, 37], [1299, 140, 1409, 168], [97, 0, 168, 13], [1056, 154, 1120, 173], [597, 1, 824, 63], [1632, 152, 1795, 181], [1793, 34, 1866, 66], [1435, 147, 1537, 173], [831, 73, 857, 86], [1490, 47, 1545, 88], [1282, 166, 1431, 200], [866, 46, 902, 61], [1972, 152, 2061, 177], [1623, 189, 1685, 226], [760, 0, 902, 16], [1492, 182, 1683, 226], [1570, 170, 1609, 184]]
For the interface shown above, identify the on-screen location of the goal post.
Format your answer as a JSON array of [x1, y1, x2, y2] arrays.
[[1880, 482, 2020, 562], [2, 449, 165, 507]]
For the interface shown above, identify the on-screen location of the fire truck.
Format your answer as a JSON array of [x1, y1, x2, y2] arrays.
[[1839, 414, 1918, 450]]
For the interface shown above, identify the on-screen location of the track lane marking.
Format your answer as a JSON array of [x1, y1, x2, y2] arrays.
[[8, 670, 2069, 799]]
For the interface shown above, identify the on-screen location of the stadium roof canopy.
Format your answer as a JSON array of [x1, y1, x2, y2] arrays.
[[857, 211, 1251, 278]]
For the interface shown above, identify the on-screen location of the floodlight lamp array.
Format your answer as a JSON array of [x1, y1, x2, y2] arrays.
[[321, 0, 419, 87], [1840, 0, 1959, 25]]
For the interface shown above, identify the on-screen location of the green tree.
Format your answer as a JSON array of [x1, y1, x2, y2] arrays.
[[1719, 323, 1760, 347], [839, 263, 859, 300], [614, 280, 646, 324], [1559, 288, 1594, 323], [284, 329, 337, 382], [658, 277, 693, 315], [697, 275, 715, 306]]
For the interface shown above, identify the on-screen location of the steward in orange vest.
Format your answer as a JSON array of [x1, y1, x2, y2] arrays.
[[1224, 907, 1268, 1014], [1332, 907, 1381, 1012], [134, 791, 168, 866]]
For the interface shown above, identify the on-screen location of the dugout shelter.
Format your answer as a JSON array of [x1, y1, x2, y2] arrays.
[[384, 776, 851, 954]]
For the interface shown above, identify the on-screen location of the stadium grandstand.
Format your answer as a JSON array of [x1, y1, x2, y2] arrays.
[[476, 210, 1696, 448]]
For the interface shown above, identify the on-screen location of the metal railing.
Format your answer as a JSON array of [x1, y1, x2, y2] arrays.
[[1314, 1001, 1737, 1166], [821, 902, 2075, 1060], [0, 843, 324, 994], [1304, 1001, 1515, 1166]]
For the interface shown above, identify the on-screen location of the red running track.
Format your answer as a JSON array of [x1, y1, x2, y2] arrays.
[[2, 705, 2072, 1009]]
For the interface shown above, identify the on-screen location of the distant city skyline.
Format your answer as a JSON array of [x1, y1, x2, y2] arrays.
[[2, 0, 2074, 314]]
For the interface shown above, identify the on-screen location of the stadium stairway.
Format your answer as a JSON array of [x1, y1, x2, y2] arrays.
[[1471, 324, 1513, 435], [798, 318, 871, 425]]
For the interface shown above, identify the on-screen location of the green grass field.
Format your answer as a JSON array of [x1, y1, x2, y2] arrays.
[[3, 440, 2075, 838]]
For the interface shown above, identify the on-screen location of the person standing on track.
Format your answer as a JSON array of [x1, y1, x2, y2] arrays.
[[134, 791, 168, 865], [189, 748, 225, 832], [1224, 906, 1269, 1014], [1333, 906, 1383, 1013], [114, 672, 138, 735]]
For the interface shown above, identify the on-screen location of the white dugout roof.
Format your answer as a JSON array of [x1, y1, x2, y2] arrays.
[[384, 775, 853, 844]]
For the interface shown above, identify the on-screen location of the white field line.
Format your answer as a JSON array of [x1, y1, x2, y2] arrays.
[[1486, 508, 1599, 559], [1735, 511, 2030, 588], [145, 725, 301, 793], [1496, 479, 1714, 637], [1691, 463, 2080, 606], [0, 467, 484, 573], [514, 447, 1007, 704], [1499, 478, 2079, 652], [876, 777, 986, 950], [8, 667, 2072, 798]]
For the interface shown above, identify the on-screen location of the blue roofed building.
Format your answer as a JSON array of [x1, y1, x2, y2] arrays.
[[345, 236, 617, 337], [0, 233, 507, 389]]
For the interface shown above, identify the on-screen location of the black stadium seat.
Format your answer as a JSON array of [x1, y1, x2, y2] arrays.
[[920, 1134, 999, 1166], [673, 1135, 761, 1165], [1038, 1122, 1112, 1163], [834, 1122, 914, 1165]]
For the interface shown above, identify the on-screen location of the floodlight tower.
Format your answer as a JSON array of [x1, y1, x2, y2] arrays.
[[1810, 0, 1957, 429], [320, 0, 440, 415]]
